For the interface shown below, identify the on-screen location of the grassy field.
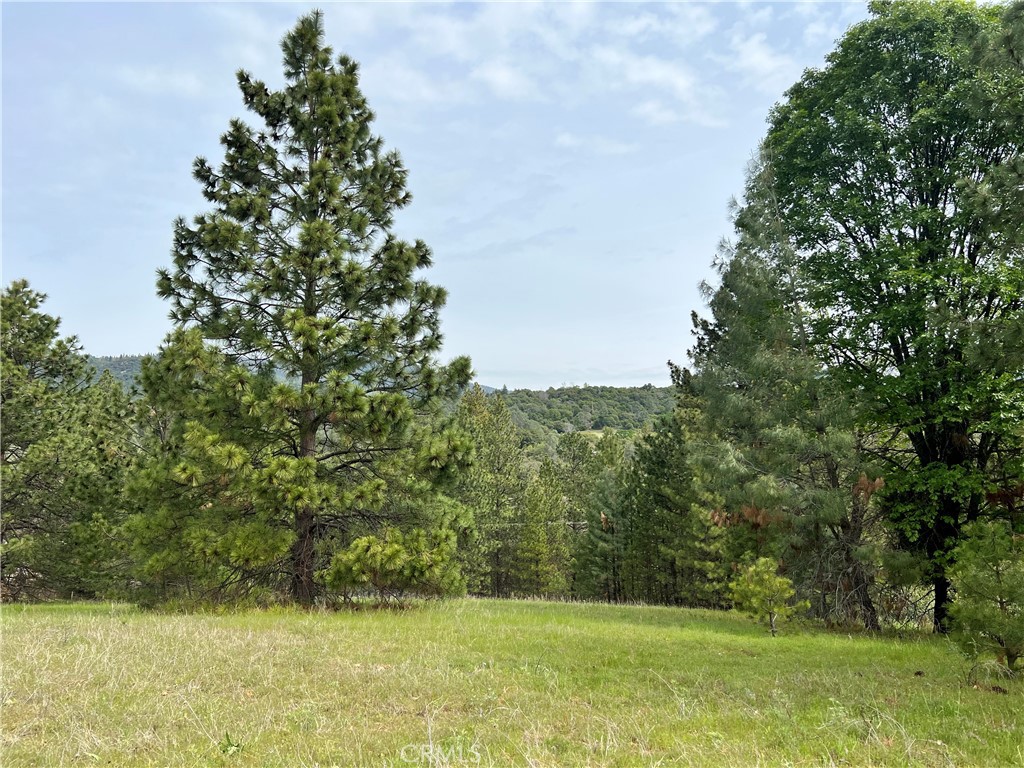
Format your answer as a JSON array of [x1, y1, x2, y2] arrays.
[[1, 600, 1021, 767]]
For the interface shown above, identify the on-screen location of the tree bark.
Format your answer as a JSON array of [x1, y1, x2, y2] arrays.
[[928, 494, 961, 633], [291, 406, 317, 607], [291, 507, 316, 607]]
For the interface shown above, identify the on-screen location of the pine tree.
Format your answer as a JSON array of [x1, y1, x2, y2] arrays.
[[133, 12, 471, 606], [517, 457, 572, 597], [621, 407, 728, 608], [569, 431, 628, 602], [453, 386, 528, 597], [687, 160, 886, 629], [1, 281, 134, 600]]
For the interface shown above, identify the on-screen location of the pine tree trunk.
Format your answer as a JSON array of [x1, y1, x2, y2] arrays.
[[855, 564, 881, 632], [291, 410, 317, 607], [291, 507, 316, 607]]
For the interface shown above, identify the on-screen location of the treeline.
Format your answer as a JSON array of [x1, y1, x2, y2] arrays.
[[2, 3, 1023, 667], [87, 354, 674, 441]]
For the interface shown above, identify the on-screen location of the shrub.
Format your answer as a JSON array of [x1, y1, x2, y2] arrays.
[[949, 521, 1023, 673]]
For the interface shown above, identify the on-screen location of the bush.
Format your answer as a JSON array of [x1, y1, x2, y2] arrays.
[[949, 521, 1023, 673]]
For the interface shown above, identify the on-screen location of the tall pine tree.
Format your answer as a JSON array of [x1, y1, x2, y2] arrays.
[[133, 12, 471, 606]]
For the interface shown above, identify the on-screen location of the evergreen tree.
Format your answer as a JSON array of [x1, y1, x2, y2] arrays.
[[949, 520, 1024, 672], [132, 12, 471, 606], [621, 407, 728, 608], [688, 167, 887, 629], [570, 431, 628, 602], [518, 457, 573, 597], [1, 281, 133, 600], [453, 386, 528, 596]]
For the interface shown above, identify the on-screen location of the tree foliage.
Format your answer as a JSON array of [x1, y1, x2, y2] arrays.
[[949, 521, 1024, 672], [1, 281, 134, 600], [131, 12, 470, 606], [324, 527, 463, 604], [759, 0, 1024, 629], [730, 558, 807, 637]]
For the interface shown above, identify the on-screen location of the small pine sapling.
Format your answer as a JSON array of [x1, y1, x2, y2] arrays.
[[730, 557, 807, 636], [949, 521, 1023, 673]]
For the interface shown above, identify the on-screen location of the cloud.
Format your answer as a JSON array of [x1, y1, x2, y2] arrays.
[[470, 61, 536, 100], [115, 66, 204, 98], [555, 132, 638, 156], [611, 12, 663, 41], [609, 5, 717, 45], [592, 47, 696, 100], [726, 32, 801, 96], [448, 225, 578, 263], [590, 46, 723, 127], [664, 4, 719, 44], [631, 99, 680, 126], [360, 60, 470, 106]]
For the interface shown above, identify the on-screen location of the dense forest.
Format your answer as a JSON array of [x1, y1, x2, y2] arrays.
[[3, 2, 1022, 671]]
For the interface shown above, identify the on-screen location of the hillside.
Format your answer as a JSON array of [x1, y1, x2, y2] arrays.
[[498, 384, 674, 437], [88, 355, 674, 435], [89, 355, 144, 389]]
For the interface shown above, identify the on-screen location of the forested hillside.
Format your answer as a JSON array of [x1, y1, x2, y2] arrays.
[[89, 356, 143, 389], [501, 384, 673, 435], [88, 354, 672, 436]]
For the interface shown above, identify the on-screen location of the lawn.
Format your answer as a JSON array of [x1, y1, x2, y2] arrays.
[[1, 599, 1020, 767]]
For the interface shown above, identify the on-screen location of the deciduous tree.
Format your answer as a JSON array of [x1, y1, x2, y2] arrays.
[[762, 0, 1024, 629]]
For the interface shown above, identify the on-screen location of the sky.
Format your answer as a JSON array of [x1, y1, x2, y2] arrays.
[[2, 1, 871, 390]]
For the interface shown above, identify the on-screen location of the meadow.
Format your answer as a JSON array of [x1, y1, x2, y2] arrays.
[[1, 599, 1020, 767]]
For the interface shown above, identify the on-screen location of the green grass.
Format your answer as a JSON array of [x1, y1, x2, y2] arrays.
[[1, 599, 1020, 766]]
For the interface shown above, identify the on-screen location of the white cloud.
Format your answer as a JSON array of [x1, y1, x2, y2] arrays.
[[555, 132, 637, 156], [360, 60, 470, 106], [733, 4, 775, 28], [609, 5, 717, 45], [593, 47, 696, 101], [590, 46, 723, 126], [726, 32, 801, 96], [663, 4, 719, 45], [115, 66, 204, 98], [611, 12, 663, 41], [802, 18, 843, 48], [631, 99, 680, 126], [471, 61, 536, 101]]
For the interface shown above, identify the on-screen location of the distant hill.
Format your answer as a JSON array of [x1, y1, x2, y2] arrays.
[[495, 384, 674, 441], [89, 355, 144, 390], [87, 356, 674, 438]]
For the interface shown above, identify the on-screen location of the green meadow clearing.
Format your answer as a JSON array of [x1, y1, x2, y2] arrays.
[[1, 600, 1020, 767]]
